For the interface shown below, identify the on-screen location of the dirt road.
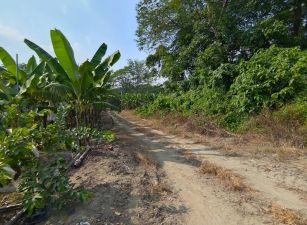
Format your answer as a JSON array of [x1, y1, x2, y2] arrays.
[[39, 111, 306, 225], [113, 112, 307, 225]]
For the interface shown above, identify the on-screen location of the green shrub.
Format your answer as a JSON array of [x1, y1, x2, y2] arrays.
[[20, 158, 91, 215], [137, 45, 307, 135], [209, 63, 239, 92], [136, 87, 227, 117], [230, 45, 307, 114], [273, 98, 307, 124], [121, 92, 157, 109], [0, 104, 115, 214], [190, 88, 226, 115]]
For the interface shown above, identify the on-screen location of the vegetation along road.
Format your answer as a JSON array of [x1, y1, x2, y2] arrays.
[[1, 0, 306, 224]]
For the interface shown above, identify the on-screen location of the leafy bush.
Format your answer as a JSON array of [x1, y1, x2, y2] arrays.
[[0, 104, 113, 214], [20, 158, 91, 215], [195, 42, 227, 71], [121, 92, 157, 109], [208, 63, 239, 92], [137, 46, 307, 134], [230, 45, 307, 114]]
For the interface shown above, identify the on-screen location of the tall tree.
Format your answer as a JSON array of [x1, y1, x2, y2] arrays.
[[136, 0, 307, 83], [114, 59, 156, 92]]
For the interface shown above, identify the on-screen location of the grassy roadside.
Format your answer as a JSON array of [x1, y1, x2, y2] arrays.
[[119, 110, 307, 225], [121, 110, 306, 160]]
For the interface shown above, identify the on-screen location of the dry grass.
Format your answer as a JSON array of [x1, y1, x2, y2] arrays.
[[121, 110, 305, 160], [180, 150, 202, 166], [133, 151, 157, 168], [158, 112, 232, 138], [270, 204, 307, 225], [151, 180, 173, 195], [132, 151, 173, 195], [200, 161, 248, 191], [135, 155, 174, 199], [249, 145, 305, 161], [0, 192, 23, 207], [241, 107, 307, 149]]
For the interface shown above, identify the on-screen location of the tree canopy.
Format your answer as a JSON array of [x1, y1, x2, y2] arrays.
[[136, 0, 307, 81], [113, 59, 156, 92]]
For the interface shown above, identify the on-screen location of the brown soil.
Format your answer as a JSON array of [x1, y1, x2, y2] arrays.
[[39, 119, 184, 225], [115, 111, 307, 225], [112, 113, 267, 224], [5, 110, 306, 225]]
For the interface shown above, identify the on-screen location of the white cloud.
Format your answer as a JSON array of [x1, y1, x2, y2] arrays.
[[0, 24, 26, 42], [73, 42, 82, 53]]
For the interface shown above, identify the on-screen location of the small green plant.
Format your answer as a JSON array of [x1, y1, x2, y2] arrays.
[[0, 161, 15, 186], [19, 158, 91, 215]]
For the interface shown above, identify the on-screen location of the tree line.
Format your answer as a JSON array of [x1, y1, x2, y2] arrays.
[[115, 0, 306, 146]]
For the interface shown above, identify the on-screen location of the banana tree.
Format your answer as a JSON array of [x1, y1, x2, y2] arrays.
[[0, 47, 23, 104], [24, 29, 121, 127], [0, 47, 27, 84], [0, 48, 60, 107]]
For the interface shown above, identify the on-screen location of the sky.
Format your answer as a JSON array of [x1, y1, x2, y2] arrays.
[[0, 0, 146, 69]]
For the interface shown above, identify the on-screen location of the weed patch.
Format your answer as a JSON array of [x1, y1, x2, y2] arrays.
[[270, 204, 306, 225], [200, 161, 248, 191]]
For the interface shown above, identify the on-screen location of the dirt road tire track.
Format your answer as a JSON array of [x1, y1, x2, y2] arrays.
[[112, 112, 278, 225]]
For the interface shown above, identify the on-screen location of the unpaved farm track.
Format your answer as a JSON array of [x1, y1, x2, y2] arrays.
[[39, 122, 184, 225], [112, 112, 307, 225], [38, 111, 307, 225]]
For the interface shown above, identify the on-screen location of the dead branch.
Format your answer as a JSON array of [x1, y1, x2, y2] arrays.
[[0, 203, 22, 213]]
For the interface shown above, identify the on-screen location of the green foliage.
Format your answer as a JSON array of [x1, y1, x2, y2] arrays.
[[195, 42, 227, 71], [121, 92, 157, 110], [136, 87, 226, 116], [113, 59, 156, 92], [0, 28, 119, 215], [0, 161, 15, 186], [0, 103, 114, 213], [20, 158, 91, 215], [208, 63, 239, 92], [67, 127, 115, 144], [24, 29, 121, 125], [0, 47, 26, 83], [230, 46, 307, 113], [0, 105, 38, 180], [273, 99, 307, 125], [136, 45, 307, 132], [101, 130, 116, 143], [113, 59, 160, 110], [137, 0, 307, 82]]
